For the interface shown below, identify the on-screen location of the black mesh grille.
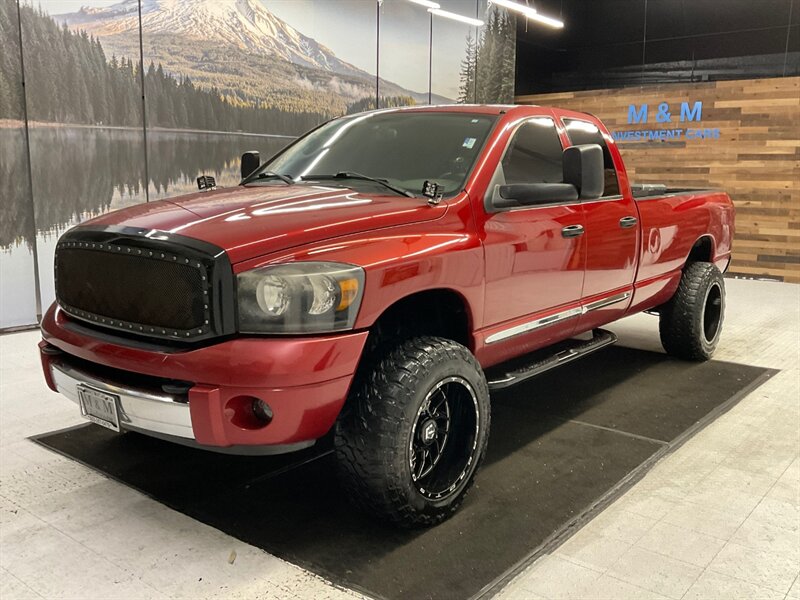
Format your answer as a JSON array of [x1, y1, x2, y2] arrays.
[[56, 240, 213, 338]]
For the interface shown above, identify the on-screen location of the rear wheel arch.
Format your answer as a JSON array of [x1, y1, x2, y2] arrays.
[[685, 235, 716, 267]]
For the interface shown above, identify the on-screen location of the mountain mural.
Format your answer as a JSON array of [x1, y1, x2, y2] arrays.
[[56, 0, 451, 117]]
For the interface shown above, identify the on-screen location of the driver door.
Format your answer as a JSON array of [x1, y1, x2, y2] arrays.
[[480, 117, 586, 360]]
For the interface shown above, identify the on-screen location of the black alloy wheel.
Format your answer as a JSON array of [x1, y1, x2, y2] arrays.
[[702, 281, 723, 344], [409, 375, 480, 501]]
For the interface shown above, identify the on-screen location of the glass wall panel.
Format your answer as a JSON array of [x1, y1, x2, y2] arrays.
[[391, 0, 517, 107], [0, 0, 37, 328], [432, 0, 480, 104], [269, 0, 378, 114], [135, 0, 378, 199], [20, 0, 147, 312], [379, 0, 433, 107], [475, 0, 516, 103]]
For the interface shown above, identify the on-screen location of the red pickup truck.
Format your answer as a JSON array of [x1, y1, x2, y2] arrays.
[[40, 105, 734, 526]]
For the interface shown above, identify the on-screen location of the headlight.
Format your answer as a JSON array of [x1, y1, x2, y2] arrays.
[[237, 262, 365, 334]]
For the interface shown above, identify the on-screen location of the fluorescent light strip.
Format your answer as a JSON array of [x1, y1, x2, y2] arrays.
[[527, 11, 564, 28], [490, 0, 536, 18], [489, 0, 564, 29], [407, 0, 440, 9], [427, 8, 484, 26]]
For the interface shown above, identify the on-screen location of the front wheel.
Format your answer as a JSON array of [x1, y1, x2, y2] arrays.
[[659, 262, 725, 361], [334, 336, 490, 527]]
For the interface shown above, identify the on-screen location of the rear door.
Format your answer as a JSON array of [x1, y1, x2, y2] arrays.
[[480, 116, 586, 360], [560, 117, 639, 330]]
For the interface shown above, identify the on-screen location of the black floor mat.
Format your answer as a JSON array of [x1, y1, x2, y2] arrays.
[[33, 347, 772, 600]]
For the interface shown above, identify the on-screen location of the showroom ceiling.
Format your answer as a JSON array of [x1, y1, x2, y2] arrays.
[[516, 0, 800, 92]]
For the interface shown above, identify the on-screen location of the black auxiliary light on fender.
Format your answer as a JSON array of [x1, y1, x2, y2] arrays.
[[422, 180, 443, 206], [197, 175, 217, 191]]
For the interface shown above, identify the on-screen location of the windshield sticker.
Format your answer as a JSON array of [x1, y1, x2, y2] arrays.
[[463, 137, 477, 149]]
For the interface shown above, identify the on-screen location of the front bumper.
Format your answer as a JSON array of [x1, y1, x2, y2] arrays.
[[40, 304, 369, 453], [49, 353, 194, 439]]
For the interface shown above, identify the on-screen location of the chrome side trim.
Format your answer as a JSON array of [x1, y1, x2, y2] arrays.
[[50, 360, 194, 439], [633, 188, 721, 202], [570, 195, 625, 204], [582, 291, 631, 313], [485, 307, 583, 344], [485, 291, 631, 345]]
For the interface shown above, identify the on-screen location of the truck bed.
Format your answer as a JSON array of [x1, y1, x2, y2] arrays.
[[630, 187, 734, 313]]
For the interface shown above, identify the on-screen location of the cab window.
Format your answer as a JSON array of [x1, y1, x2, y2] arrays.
[[563, 119, 621, 197], [501, 118, 564, 185]]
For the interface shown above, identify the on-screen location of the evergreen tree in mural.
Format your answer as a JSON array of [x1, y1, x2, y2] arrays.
[[346, 96, 416, 114], [458, 7, 516, 104], [458, 32, 477, 104], [0, 0, 25, 120]]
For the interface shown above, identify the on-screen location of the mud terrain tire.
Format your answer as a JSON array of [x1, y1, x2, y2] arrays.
[[335, 336, 490, 527], [659, 262, 725, 361]]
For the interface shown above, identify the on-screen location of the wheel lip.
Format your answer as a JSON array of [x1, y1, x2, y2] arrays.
[[701, 280, 724, 345], [408, 375, 481, 501]]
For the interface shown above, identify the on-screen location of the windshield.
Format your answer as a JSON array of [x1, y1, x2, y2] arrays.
[[251, 111, 497, 196]]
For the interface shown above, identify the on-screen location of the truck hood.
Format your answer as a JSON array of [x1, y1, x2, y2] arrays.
[[82, 184, 447, 264]]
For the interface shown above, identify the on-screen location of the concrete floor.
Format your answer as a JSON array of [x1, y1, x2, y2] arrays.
[[499, 278, 800, 600], [1, 278, 798, 600]]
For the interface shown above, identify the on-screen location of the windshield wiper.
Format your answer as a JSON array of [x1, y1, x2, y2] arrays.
[[302, 171, 414, 198], [249, 170, 294, 185]]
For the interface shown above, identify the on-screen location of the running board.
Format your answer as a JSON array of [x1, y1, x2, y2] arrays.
[[486, 329, 618, 391]]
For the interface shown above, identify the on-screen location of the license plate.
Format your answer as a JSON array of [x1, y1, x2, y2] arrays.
[[77, 385, 120, 432]]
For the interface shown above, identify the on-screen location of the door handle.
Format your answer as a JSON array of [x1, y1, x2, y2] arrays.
[[561, 224, 585, 238], [619, 216, 638, 228]]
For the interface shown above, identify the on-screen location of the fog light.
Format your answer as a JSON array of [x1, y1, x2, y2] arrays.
[[252, 398, 273, 423], [225, 395, 273, 429]]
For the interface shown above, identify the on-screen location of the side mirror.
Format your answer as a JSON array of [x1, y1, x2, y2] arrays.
[[241, 151, 260, 180], [493, 183, 578, 209], [563, 144, 604, 200]]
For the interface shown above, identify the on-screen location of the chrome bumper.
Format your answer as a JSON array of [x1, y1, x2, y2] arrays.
[[50, 360, 194, 439]]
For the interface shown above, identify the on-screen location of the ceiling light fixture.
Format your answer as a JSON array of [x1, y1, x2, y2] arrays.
[[427, 8, 484, 26], [489, 0, 564, 29], [407, 0, 440, 9]]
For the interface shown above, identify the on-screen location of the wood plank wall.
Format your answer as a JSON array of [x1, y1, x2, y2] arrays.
[[516, 77, 800, 283]]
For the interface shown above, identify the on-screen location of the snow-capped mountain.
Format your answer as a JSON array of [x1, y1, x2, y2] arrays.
[[60, 0, 364, 78]]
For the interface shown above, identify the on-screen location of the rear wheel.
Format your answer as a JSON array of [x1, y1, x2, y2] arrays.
[[334, 336, 490, 527], [659, 262, 725, 361]]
